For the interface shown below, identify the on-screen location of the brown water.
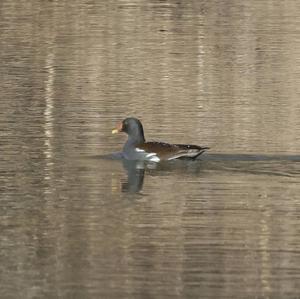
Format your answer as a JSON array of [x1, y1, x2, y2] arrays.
[[1, 1, 300, 298]]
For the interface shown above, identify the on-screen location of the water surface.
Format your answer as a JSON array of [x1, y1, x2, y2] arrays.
[[1, 0, 300, 298]]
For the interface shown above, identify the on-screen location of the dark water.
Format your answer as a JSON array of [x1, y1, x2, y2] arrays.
[[1, 0, 300, 298]]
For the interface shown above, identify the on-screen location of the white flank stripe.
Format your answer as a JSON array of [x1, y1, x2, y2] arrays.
[[135, 148, 145, 152], [149, 156, 160, 162]]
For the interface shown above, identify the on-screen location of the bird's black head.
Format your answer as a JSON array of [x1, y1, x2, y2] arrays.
[[112, 117, 145, 143]]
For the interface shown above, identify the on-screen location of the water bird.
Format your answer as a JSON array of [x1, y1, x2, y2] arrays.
[[112, 117, 209, 162]]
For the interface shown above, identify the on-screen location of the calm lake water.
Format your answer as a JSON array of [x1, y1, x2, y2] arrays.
[[1, 0, 300, 298]]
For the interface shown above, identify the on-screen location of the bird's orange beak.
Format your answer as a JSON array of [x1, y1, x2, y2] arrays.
[[112, 122, 123, 134]]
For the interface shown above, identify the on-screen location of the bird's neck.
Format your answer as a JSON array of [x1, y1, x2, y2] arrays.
[[124, 133, 145, 149]]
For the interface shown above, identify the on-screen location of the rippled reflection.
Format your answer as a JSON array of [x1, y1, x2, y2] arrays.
[[118, 154, 300, 193], [44, 51, 55, 188]]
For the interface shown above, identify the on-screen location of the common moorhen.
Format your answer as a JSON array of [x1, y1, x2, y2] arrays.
[[112, 117, 209, 162]]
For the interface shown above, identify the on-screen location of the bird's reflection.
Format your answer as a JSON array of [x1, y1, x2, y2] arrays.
[[120, 159, 205, 193], [121, 160, 146, 193]]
